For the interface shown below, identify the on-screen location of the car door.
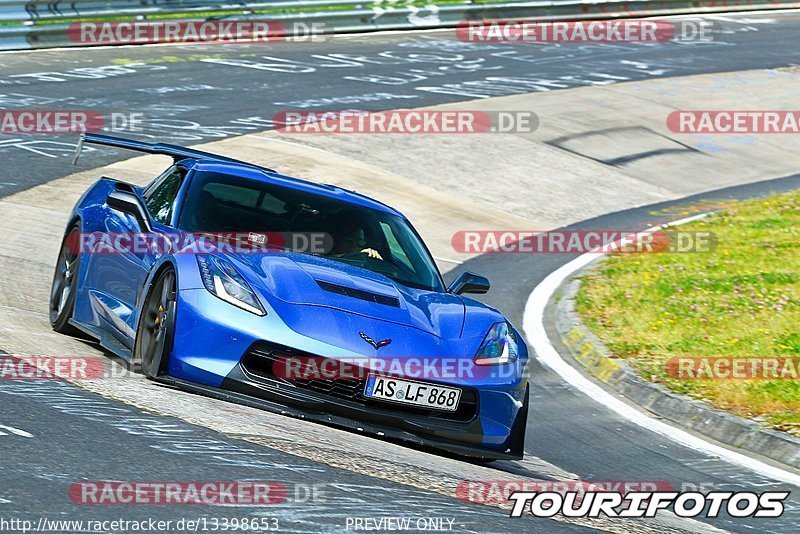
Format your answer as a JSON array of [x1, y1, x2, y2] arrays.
[[91, 165, 185, 347]]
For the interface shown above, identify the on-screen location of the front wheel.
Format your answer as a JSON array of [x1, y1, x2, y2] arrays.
[[135, 268, 176, 378]]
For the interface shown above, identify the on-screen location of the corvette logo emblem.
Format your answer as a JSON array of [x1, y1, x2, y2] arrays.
[[359, 332, 391, 350]]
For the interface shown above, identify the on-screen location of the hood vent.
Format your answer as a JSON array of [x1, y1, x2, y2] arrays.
[[316, 280, 400, 308]]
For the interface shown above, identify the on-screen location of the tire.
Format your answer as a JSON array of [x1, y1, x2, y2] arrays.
[[49, 222, 82, 336], [134, 268, 177, 378]]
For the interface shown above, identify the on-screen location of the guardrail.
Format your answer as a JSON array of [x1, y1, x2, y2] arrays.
[[1, 0, 799, 50]]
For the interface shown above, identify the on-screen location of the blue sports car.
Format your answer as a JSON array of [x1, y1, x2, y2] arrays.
[[51, 133, 529, 460]]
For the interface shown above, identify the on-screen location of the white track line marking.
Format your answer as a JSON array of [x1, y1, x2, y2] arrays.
[[0, 424, 33, 437], [433, 255, 463, 265], [522, 213, 800, 487]]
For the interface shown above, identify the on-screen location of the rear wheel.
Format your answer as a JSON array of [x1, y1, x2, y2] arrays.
[[135, 268, 176, 378], [49, 223, 82, 335]]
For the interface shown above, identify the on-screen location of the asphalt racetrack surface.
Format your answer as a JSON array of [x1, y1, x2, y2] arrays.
[[1, 13, 800, 197], [2, 12, 800, 533]]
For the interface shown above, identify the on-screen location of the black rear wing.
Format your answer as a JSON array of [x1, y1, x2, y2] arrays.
[[73, 133, 275, 172]]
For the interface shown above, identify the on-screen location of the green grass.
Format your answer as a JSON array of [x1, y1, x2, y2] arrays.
[[575, 189, 800, 435]]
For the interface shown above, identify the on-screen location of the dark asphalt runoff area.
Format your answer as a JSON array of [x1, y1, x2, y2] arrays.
[[0, 359, 586, 533], [0, 12, 800, 197], [2, 11, 800, 534]]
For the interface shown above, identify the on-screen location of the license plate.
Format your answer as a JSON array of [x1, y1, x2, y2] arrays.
[[364, 374, 461, 412]]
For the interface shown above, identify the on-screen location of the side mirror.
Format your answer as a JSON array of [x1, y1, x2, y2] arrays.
[[448, 271, 490, 295], [107, 190, 152, 232]]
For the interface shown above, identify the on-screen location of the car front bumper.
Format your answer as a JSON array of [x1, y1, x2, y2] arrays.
[[165, 288, 529, 460]]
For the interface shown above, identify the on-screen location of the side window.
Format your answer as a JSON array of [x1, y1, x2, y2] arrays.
[[203, 182, 260, 208], [144, 167, 183, 225], [380, 222, 413, 271]]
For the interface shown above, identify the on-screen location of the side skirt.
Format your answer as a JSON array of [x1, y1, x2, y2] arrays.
[[68, 318, 133, 363]]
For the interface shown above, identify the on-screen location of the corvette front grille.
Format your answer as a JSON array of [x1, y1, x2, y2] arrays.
[[241, 341, 477, 422]]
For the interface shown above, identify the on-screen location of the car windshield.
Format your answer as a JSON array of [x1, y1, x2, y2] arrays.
[[178, 170, 444, 292]]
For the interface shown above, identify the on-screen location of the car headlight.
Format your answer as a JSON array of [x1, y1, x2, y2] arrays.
[[474, 322, 518, 365], [196, 255, 266, 316]]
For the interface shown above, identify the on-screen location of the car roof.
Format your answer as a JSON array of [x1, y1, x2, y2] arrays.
[[184, 158, 403, 217]]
